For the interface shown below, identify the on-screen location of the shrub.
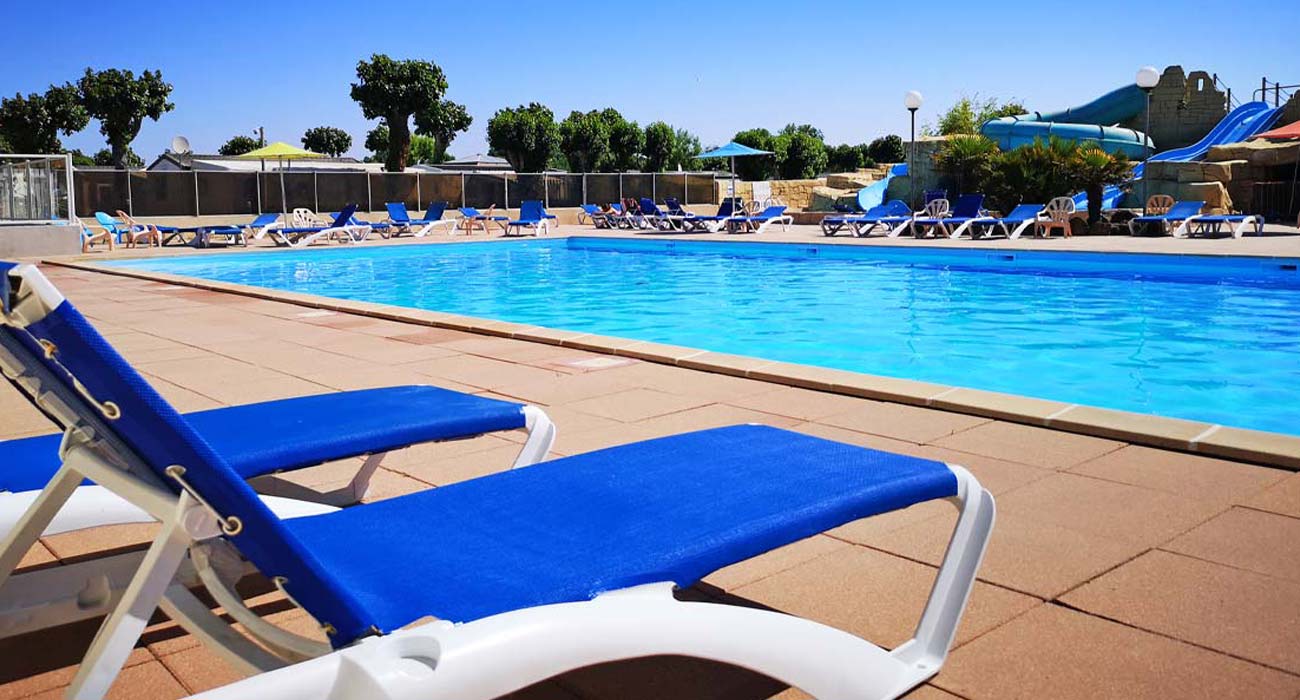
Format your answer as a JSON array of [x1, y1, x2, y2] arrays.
[[866, 135, 904, 163]]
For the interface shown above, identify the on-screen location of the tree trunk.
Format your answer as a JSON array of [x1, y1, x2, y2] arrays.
[[1086, 185, 1102, 224], [386, 116, 411, 172]]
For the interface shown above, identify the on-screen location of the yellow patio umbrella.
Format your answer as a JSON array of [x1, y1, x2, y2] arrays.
[[235, 142, 326, 214]]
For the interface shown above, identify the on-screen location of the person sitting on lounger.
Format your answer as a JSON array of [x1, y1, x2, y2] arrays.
[[113, 210, 162, 248]]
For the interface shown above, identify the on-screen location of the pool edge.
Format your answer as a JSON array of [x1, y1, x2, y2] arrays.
[[45, 257, 1300, 472]]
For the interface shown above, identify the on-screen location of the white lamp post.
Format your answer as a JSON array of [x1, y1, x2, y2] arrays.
[[1136, 66, 1160, 213], [904, 91, 923, 209]]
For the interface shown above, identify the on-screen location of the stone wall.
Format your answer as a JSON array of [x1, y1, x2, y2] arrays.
[[713, 178, 825, 210], [886, 137, 949, 206], [1121, 66, 1228, 151]]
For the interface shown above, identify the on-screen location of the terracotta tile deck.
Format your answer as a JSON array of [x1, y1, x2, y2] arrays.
[[2, 257, 1298, 698]]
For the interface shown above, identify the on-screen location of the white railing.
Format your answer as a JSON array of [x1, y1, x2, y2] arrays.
[[1, 154, 75, 223]]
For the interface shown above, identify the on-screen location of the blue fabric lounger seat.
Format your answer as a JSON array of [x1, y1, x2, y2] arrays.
[[1128, 200, 1205, 236], [821, 200, 912, 237], [968, 203, 1045, 240], [0, 386, 528, 494], [1179, 213, 1263, 239], [910, 194, 986, 239], [287, 424, 958, 633]]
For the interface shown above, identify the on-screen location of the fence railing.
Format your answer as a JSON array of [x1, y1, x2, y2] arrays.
[[72, 170, 722, 218], [2, 154, 75, 222]]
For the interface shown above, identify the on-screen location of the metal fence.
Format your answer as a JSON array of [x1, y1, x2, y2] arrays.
[[2, 155, 74, 222], [72, 170, 722, 218]]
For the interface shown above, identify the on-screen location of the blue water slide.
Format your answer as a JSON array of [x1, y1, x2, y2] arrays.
[[1071, 101, 1285, 210], [981, 84, 1154, 158], [855, 163, 908, 211]]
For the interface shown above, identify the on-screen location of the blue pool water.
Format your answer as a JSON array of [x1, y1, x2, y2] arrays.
[[106, 238, 1300, 435]]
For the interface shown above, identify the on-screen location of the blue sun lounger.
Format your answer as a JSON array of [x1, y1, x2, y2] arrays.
[[258, 204, 367, 247], [506, 200, 552, 236], [0, 262, 992, 700], [1177, 212, 1264, 239], [577, 204, 603, 226], [683, 199, 742, 232], [821, 200, 912, 237], [726, 205, 793, 234], [384, 202, 455, 237], [0, 262, 555, 633], [93, 212, 181, 247], [908, 194, 986, 239], [173, 213, 281, 248], [1128, 200, 1205, 237], [458, 206, 509, 234], [966, 203, 1046, 240]]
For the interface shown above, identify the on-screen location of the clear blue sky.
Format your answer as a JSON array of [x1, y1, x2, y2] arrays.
[[3, 0, 1297, 162]]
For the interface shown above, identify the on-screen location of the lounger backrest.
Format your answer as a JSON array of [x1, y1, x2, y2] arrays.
[[385, 202, 411, 223], [460, 207, 481, 218], [249, 213, 279, 228], [0, 264, 372, 643], [952, 194, 985, 218], [581, 204, 600, 215], [93, 212, 123, 232], [882, 200, 911, 217], [610, 203, 623, 213], [329, 204, 359, 229], [519, 200, 544, 221], [1165, 200, 1205, 219], [715, 200, 736, 217], [638, 198, 661, 216], [755, 205, 787, 219], [1004, 204, 1044, 221], [664, 197, 685, 215], [861, 204, 891, 218], [424, 202, 448, 220]]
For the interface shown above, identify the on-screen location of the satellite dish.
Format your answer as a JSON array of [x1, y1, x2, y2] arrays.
[[171, 135, 192, 154]]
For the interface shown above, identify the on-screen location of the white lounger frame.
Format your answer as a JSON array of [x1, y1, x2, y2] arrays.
[[894, 200, 949, 239]]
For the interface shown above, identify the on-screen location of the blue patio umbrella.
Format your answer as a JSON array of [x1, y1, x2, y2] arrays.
[[697, 141, 773, 204]]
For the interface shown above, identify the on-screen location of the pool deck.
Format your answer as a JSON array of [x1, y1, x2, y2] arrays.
[[2, 226, 1300, 698]]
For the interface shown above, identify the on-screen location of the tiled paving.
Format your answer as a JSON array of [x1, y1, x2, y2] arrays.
[[1, 261, 1299, 698]]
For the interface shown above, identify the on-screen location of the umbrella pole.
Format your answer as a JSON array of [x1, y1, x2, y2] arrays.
[[280, 157, 287, 216]]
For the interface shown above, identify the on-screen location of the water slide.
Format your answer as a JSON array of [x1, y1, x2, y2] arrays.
[[981, 84, 1154, 158], [1074, 100, 1285, 210], [855, 163, 908, 211]]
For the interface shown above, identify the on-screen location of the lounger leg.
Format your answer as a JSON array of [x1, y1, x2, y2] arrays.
[[66, 506, 199, 700], [892, 466, 995, 669], [512, 406, 556, 468], [0, 463, 81, 589]]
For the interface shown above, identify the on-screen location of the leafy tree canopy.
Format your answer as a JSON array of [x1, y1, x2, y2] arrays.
[[414, 99, 471, 164], [218, 135, 261, 156], [78, 68, 174, 169], [93, 147, 142, 168], [558, 110, 610, 173], [0, 84, 88, 153], [602, 109, 644, 172], [930, 94, 1026, 136], [486, 103, 559, 172], [642, 121, 675, 172], [731, 128, 776, 180], [774, 129, 828, 179], [301, 126, 352, 157], [667, 128, 702, 171], [866, 134, 905, 163], [350, 54, 466, 171], [826, 143, 874, 172]]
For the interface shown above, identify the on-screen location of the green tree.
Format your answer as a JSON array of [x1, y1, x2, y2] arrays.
[[78, 68, 174, 169], [301, 126, 352, 157], [774, 129, 828, 179], [933, 135, 1000, 196], [780, 123, 824, 141], [93, 147, 142, 168], [558, 110, 610, 173], [66, 148, 95, 167], [642, 121, 675, 172], [667, 128, 702, 171], [486, 103, 558, 172], [933, 95, 1026, 136], [218, 135, 261, 156], [866, 135, 905, 163], [826, 143, 874, 172], [364, 125, 390, 163], [0, 84, 89, 153], [1070, 144, 1132, 223], [415, 99, 471, 163], [985, 135, 1080, 212], [350, 54, 468, 171], [732, 128, 776, 180], [601, 109, 644, 171]]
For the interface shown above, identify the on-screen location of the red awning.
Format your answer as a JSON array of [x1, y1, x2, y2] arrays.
[[1251, 119, 1300, 141]]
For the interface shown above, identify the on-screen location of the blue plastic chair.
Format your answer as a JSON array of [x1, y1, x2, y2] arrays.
[[0, 261, 994, 700]]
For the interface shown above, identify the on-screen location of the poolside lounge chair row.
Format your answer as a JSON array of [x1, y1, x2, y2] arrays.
[[822, 197, 1264, 240], [582, 198, 792, 235], [0, 262, 993, 700]]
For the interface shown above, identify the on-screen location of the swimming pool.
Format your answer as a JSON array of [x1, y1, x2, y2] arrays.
[[106, 238, 1300, 436]]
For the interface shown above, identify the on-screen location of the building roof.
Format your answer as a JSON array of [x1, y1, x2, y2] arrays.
[[146, 151, 386, 172]]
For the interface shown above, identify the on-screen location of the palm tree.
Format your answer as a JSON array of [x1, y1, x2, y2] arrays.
[[933, 135, 1000, 196], [1070, 145, 1133, 224]]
